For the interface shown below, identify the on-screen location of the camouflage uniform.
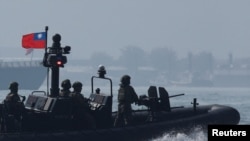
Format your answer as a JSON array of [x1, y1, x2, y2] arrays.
[[69, 81, 89, 112], [5, 82, 21, 103], [114, 75, 139, 127], [4, 82, 24, 131], [5, 93, 21, 103], [69, 81, 95, 129]]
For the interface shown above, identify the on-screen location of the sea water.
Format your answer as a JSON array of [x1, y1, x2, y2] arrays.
[[0, 86, 249, 141]]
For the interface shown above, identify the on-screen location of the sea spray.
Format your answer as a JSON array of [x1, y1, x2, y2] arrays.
[[151, 127, 207, 141]]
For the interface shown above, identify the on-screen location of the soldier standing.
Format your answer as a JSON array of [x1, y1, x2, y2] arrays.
[[4, 81, 25, 131], [114, 75, 139, 127]]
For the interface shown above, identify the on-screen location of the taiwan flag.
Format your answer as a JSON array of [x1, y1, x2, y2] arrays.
[[22, 32, 46, 49]]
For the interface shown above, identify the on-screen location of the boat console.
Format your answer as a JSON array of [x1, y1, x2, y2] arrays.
[[87, 66, 114, 128], [88, 93, 112, 111], [25, 94, 73, 117], [88, 93, 113, 128]]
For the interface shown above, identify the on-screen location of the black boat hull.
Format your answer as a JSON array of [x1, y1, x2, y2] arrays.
[[0, 104, 240, 141]]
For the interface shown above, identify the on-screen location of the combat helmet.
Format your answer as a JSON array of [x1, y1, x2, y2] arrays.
[[120, 75, 131, 85], [61, 79, 71, 89], [72, 81, 83, 89], [9, 81, 18, 90]]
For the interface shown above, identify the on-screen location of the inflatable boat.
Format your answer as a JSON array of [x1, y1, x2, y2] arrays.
[[0, 33, 240, 141], [0, 89, 240, 141], [0, 79, 241, 141]]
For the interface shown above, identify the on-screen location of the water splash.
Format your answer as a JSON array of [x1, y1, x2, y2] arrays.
[[151, 127, 207, 141]]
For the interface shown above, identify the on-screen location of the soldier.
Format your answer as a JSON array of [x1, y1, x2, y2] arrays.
[[69, 81, 89, 110], [114, 75, 139, 127], [59, 79, 72, 97], [4, 82, 25, 131], [69, 81, 96, 129], [5, 81, 26, 104], [5, 82, 22, 103]]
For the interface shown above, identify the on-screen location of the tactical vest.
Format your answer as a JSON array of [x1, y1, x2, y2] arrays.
[[118, 86, 138, 104]]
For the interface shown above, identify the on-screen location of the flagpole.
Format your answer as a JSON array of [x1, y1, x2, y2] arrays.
[[45, 26, 49, 96], [31, 49, 34, 61]]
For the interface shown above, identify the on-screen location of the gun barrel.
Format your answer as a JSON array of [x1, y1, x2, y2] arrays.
[[169, 93, 185, 98]]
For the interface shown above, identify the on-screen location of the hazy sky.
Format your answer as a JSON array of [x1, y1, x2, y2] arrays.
[[0, 0, 250, 60]]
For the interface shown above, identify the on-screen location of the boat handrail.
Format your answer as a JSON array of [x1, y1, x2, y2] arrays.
[[31, 91, 47, 96], [91, 77, 113, 97]]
